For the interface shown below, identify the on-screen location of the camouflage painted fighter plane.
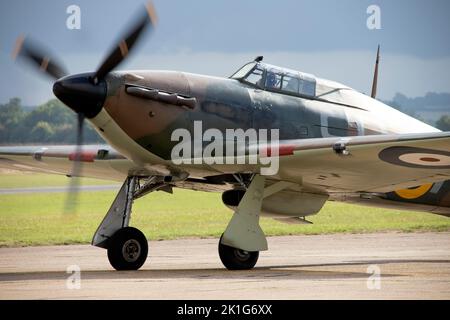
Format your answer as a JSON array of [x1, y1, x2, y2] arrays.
[[1, 2, 450, 270]]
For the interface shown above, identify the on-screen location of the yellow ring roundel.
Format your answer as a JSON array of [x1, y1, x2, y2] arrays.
[[394, 183, 433, 199]]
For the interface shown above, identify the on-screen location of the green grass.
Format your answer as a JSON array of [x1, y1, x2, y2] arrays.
[[0, 172, 117, 188], [0, 173, 449, 247]]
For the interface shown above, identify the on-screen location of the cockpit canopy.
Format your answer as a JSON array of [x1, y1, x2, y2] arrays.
[[230, 61, 316, 97]]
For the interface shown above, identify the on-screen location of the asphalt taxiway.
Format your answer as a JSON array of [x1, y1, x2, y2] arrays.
[[0, 232, 449, 299]]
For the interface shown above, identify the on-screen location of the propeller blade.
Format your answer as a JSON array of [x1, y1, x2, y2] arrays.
[[64, 113, 85, 214], [371, 44, 380, 99], [92, 1, 157, 84], [12, 35, 68, 80]]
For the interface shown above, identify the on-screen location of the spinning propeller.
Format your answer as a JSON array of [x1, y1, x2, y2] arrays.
[[12, 2, 157, 213]]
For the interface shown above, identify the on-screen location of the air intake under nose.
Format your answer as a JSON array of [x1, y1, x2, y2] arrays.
[[53, 73, 107, 119]]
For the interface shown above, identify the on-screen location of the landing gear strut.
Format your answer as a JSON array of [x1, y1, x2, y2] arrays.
[[219, 174, 267, 270], [92, 176, 168, 271]]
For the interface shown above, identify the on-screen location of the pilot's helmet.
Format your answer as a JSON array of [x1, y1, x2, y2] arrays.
[[266, 72, 277, 87]]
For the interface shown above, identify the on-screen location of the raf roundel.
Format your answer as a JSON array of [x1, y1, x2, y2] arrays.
[[398, 153, 450, 167], [379, 146, 450, 169]]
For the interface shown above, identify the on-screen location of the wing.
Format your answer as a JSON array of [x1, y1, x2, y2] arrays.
[[275, 131, 450, 193], [3, 132, 450, 193], [0, 144, 131, 182]]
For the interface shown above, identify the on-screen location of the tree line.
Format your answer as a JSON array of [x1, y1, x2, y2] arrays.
[[0, 98, 103, 144]]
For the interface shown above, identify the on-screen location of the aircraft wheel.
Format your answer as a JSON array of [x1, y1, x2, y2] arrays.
[[218, 234, 259, 270], [107, 227, 148, 270]]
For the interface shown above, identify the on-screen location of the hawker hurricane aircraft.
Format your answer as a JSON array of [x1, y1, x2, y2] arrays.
[[1, 2, 449, 270]]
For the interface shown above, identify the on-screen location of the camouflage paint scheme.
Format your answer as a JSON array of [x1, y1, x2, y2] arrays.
[[102, 62, 437, 159], [1, 61, 450, 216]]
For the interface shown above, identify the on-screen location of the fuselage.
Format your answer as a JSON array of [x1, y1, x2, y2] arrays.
[[94, 66, 439, 162], [71, 62, 448, 215]]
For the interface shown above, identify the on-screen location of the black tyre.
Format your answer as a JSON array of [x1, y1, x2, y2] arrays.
[[218, 234, 259, 270], [107, 227, 148, 270]]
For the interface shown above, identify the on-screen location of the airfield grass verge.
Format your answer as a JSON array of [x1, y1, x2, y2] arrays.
[[0, 173, 449, 247], [0, 171, 118, 188]]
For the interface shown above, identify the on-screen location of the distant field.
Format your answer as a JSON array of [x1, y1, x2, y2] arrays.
[[0, 173, 449, 247]]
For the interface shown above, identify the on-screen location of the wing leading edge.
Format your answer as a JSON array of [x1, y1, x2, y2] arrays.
[[0, 145, 129, 181]]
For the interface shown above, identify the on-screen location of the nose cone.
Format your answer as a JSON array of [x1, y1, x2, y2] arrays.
[[53, 73, 107, 119]]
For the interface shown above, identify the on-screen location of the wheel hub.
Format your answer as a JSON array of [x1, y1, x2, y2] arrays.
[[122, 239, 141, 262], [234, 249, 250, 261]]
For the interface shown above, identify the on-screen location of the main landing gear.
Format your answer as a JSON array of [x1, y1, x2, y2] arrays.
[[91, 174, 269, 271], [218, 174, 268, 270], [91, 176, 168, 270]]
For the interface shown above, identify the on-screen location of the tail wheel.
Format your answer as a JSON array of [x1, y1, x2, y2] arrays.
[[107, 227, 148, 270], [218, 234, 259, 270]]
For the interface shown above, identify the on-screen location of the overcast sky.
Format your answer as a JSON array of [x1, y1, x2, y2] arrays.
[[1, 0, 450, 105]]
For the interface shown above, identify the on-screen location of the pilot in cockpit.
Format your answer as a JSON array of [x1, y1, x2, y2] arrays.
[[265, 72, 278, 89]]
